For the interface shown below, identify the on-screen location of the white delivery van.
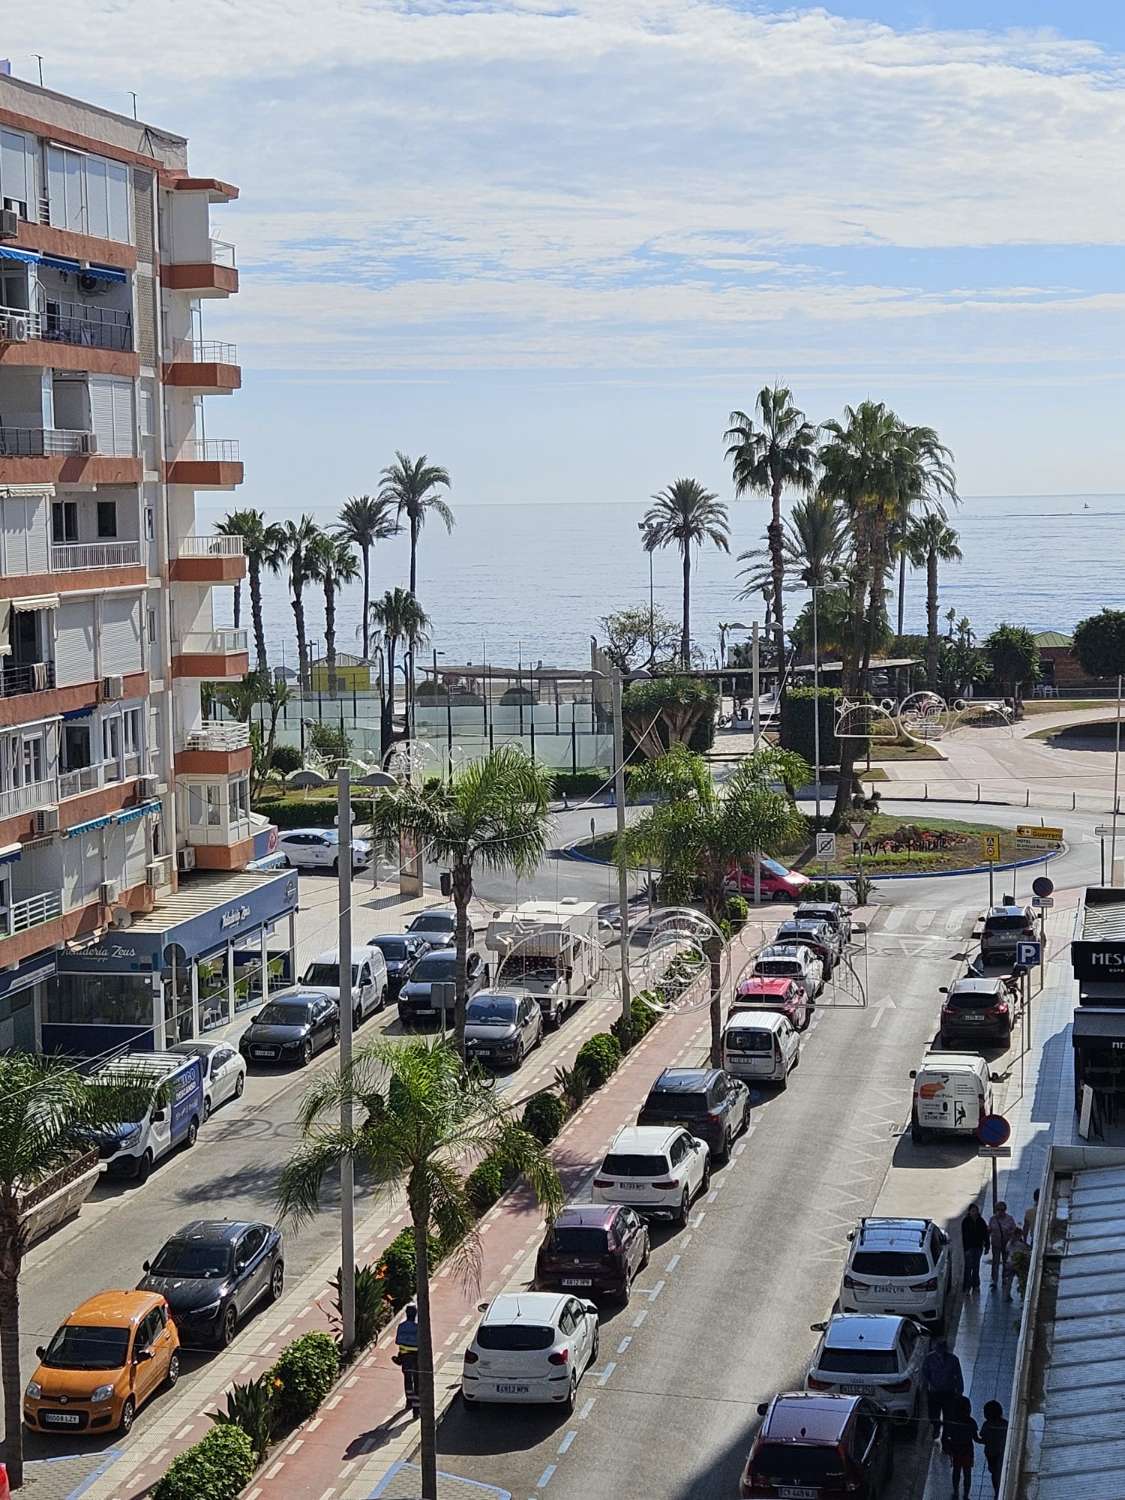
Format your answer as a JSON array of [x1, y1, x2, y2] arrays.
[[93, 1051, 205, 1183], [909, 1050, 999, 1142], [723, 1010, 800, 1088], [485, 898, 599, 1030], [301, 947, 388, 1027]]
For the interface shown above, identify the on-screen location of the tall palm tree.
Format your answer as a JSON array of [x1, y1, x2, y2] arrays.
[[907, 515, 962, 688], [308, 532, 360, 698], [280, 515, 323, 691], [237, 510, 286, 672], [0, 1057, 162, 1487], [890, 427, 958, 636], [367, 587, 431, 749], [215, 509, 252, 632], [278, 1038, 562, 1500], [369, 749, 554, 1056], [377, 452, 453, 597], [737, 493, 848, 600], [724, 387, 818, 667], [641, 479, 730, 668], [338, 494, 400, 660]]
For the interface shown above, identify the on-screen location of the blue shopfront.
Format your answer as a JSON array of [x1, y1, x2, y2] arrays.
[[44, 870, 299, 1055]]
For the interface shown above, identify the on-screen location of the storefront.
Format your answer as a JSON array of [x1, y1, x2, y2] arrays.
[[1070, 898, 1125, 1125], [44, 869, 298, 1055], [0, 951, 54, 1051]]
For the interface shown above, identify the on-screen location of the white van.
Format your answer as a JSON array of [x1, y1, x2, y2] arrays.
[[909, 1050, 999, 1142], [93, 1052, 206, 1183], [723, 1010, 800, 1087], [301, 947, 388, 1028]]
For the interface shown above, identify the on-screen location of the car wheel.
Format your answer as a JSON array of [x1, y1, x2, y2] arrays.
[[719, 1129, 733, 1164], [279, 854, 291, 868], [619, 1270, 633, 1305], [676, 1188, 690, 1228], [778, 1065, 789, 1092], [700, 1161, 711, 1196], [564, 1373, 578, 1414], [135, 1149, 153, 1184], [462, 1392, 479, 1411], [203, 1094, 213, 1122], [354, 1007, 363, 1032], [590, 1325, 600, 1365], [118, 1396, 136, 1435], [380, 987, 388, 1012], [640, 1231, 651, 1269], [332, 857, 340, 875], [219, 1302, 238, 1348], [535, 1021, 544, 1050], [165, 1351, 180, 1389], [910, 1118, 926, 1144], [516, 1039, 526, 1068], [331, 1025, 340, 1047], [269, 1259, 285, 1302], [301, 1040, 313, 1066], [234, 1071, 245, 1099]]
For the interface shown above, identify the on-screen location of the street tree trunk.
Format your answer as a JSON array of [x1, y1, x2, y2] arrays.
[[830, 515, 874, 829], [325, 581, 338, 700], [409, 1181, 438, 1500], [769, 475, 786, 677], [250, 559, 268, 671], [291, 573, 309, 691], [360, 543, 371, 660], [0, 1202, 24, 1490], [409, 516, 419, 597], [382, 638, 397, 752], [452, 860, 472, 1060], [705, 932, 723, 1067], [680, 547, 691, 669], [896, 546, 907, 639], [233, 580, 242, 632], [925, 549, 939, 688]]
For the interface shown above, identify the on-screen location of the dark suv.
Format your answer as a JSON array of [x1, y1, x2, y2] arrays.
[[980, 905, 1035, 965], [535, 1204, 650, 1303], [637, 1068, 749, 1162], [741, 1392, 894, 1498], [940, 977, 1012, 1046]]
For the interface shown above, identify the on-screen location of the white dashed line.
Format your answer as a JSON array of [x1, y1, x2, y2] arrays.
[[537, 1464, 557, 1487], [558, 1429, 577, 1454], [617, 1335, 632, 1353], [632, 1308, 648, 1328], [706, 1188, 718, 1203], [665, 1254, 681, 1272], [577, 1397, 595, 1420], [597, 1361, 616, 1385], [690, 1210, 706, 1227], [870, 1008, 886, 1028], [278, 1322, 294, 1337], [285, 1438, 304, 1454], [174, 1424, 194, 1440], [647, 1279, 665, 1301]]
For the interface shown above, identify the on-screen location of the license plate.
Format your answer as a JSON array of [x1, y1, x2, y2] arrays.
[[43, 1413, 82, 1425], [495, 1383, 529, 1394], [414, 1007, 435, 1017], [252, 1048, 278, 1059], [873, 1285, 899, 1293], [562, 1278, 592, 1287], [778, 1489, 818, 1499], [840, 1383, 866, 1394], [621, 1181, 646, 1191]]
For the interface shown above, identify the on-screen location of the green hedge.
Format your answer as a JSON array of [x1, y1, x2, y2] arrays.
[[270, 1332, 339, 1429], [802, 880, 843, 902], [252, 795, 376, 830], [780, 686, 845, 767], [152, 1425, 256, 1500], [380, 1227, 445, 1307], [575, 1032, 622, 1088], [554, 769, 612, 797], [522, 1090, 568, 1144], [466, 1154, 512, 1215]]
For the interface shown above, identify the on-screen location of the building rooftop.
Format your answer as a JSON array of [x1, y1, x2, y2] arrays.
[[1034, 631, 1074, 649], [1077, 888, 1125, 943]]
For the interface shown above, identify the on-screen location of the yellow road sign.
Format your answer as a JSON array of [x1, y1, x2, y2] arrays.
[[1016, 824, 1063, 841], [980, 833, 1002, 862]]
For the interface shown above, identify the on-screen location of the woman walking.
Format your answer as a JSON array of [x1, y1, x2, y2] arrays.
[[961, 1202, 989, 1292]]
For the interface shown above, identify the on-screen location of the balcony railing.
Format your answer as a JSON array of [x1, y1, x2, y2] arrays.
[[209, 238, 237, 267], [0, 428, 96, 457], [43, 299, 133, 353], [0, 778, 57, 821], [170, 438, 240, 464], [57, 755, 145, 801], [175, 534, 244, 558], [177, 630, 247, 655], [3, 890, 64, 937], [0, 661, 55, 699], [168, 338, 238, 365], [185, 721, 251, 753], [51, 540, 142, 571]]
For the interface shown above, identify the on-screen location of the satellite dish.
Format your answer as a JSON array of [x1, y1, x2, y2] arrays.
[[110, 906, 132, 930]]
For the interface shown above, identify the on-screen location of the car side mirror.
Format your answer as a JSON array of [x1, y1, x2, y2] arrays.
[[908, 1070, 917, 1080], [477, 1301, 489, 1312], [756, 1401, 769, 1417], [809, 1321, 827, 1333], [583, 1301, 598, 1314], [142, 1260, 150, 1272], [35, 1345, 45, 1360], [990, 1073, 1003, 1083], [134, 1348, 153, 1363], [151, 1109, 166, 1123], [938, 986, 948, 995]]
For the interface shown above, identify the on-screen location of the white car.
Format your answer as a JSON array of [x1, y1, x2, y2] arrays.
[[276, 828, 371, 873], [300, 947, 388, 1028], [722, 1009, 800, 1087], [462, 1291, 599, 1412], [840, 1217, 951, 1330], [169, 1040, 246, 1120], [752, 943, 824, 1001], [591, 1124, 710, 1226], [806, 1313, 929, 1422]]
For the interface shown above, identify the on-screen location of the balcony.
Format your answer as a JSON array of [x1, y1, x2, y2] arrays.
[[0, 661, 56, 700], [0, 778, 57, 822], [51, 540, 143, 572], [0, 426, 138, 485], [165, 437, 243, 490], [169, 532, 247, 585], [1, 890, 63, 938], [176, 719, 252, 776], [172, 629, 249, 682], [163, 338, 240, 394], [0, 427, 95, 457], [162, 239, 239, 298], [0, 302, 135, 377], [57, 755, 146, 802]]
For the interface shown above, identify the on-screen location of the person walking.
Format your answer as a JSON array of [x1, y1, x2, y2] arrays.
[[394, 1302, 420, 1416], [1023, 1188, 1040, 1246], [922, 1338, 964, 1444], [988, 1200, 1018, 1285], [961, 1202, 990, 1292], [1002, 1227, 1029, 1301], [980, 1399, 1009, 1497], [943, 1394, 981, 1500]]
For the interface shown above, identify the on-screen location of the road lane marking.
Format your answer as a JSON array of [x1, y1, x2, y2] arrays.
[[870, 1008, 886, 1028], [665, 1254, 680, 1272], [597, 1361, 616, 1384], [647, 1279, 665, 1301], [632, 1308, 648, 1328], [578, 1396, 595, 1419], [558, 1430, 577, 1454], [617, 1335, 632, 1353], [537, 1464, 557, 1487], [706, 1189, 718, 1203], [174, 1424, 194, 1440], [690, 1210, 706, 1227]]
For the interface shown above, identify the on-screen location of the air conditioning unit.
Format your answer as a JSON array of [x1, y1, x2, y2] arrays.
[[77, 433, 98, 455], [177, 847, 196, 874], [137, 775, 159, 798], [101, 674, 124, 700], [146, 856, 172, 889], [99, 879, 120, 905], [0, 314, 30, 343], [0, 208, 18, 239], [33, 806, 59, 835]]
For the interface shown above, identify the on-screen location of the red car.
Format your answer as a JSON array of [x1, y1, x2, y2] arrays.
[[726, 857, 809, 903], [741, 1392, 894, 1498], [534, 1204, 650, 1303], [732, 976, 810, 1031]]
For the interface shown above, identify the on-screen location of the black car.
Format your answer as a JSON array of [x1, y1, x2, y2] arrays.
[[138, 1219, 283, 1348], [239, 991, 339, 1066], [399, 949, 487, 1028], [637, 1067, 750, 1162], [406, 908, 474, 951], [463, 991, 542, 1068], [368, 934, 426, 999]]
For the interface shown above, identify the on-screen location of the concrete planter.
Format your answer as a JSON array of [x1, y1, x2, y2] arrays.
[[19, 1150, 101, 1247]]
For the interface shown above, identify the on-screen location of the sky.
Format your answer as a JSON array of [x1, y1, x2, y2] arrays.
[[10, 1, 1125, 513]]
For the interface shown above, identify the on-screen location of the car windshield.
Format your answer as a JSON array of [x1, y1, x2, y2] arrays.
[[818, 1347, 900, 1375], [412, 954, 456, 981], [549, 1227, 610, 1256], [411, 914, 453, 932], [946, 990, 999, 1010], [477, 1324, 554, 1351], [752, 1443, 847, 1486], [467, 997, 517, 1024], [987, 914, 1028, 931], [602, 1153, 668, 1177], [255, 1002, 313, 1026], [42, 1324, 131, 1371], [150, 1240, 233, 1279], [851, 1251, 929, 1277], [373, 939, 408, 960], [760, 858, 789, 878], [726, 1030, 773, 1053], [644, 1091, 707, 1115], [302, 963, 343, 987], [755, 961, 799, 977]]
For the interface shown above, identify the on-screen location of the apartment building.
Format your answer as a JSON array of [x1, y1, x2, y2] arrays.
[[0, 75, 296, 1055]]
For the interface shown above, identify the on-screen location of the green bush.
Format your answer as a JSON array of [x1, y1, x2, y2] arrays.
[[269, 744, 303, 775], [554, 1061, 589, 1111], [522, 1090, 568, 1144], [270, 1332, 339, 1430], [611, 994, 659, 1053], [152, 1425, 257, 1500], [466, 1153, 511, 1215], [308, 722, 351, 763], [331, 1263, 391, 1357], [210, 1373, 277, 1461], [724, 894, 750, 931], [252, 794, 375, 830], [554, 769, 612, 798], [780, 686, 847, 767], [379, 1227, 444, 1307], [575, 1032, 622, 1088], [802, 880, 842, 902]]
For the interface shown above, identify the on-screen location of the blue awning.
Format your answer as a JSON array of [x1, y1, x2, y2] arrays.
[[0, 246, 39, 265], [39, 254, 79, 273], [115, 801, 160, 826], [65, 814, 112, 838], [86, 264, 127, 284], [61, 707, 95, 722]]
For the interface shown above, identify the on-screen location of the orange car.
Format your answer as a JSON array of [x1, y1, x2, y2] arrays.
[[24, 1290, 179, 1436]]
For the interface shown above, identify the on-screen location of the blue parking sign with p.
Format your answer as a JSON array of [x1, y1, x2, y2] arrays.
[[1017, 939, 1041, 967]]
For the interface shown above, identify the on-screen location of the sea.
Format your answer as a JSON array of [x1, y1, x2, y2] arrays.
[[198, 493, 1124, 673]]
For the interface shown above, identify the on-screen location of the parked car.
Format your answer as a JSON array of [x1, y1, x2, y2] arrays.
[[775, 917, 841, 976], [138, 1220, 284, 1349], [276, 828, 371, 873], [939, 977, 1012, 1047], [806, 1313, 929, 1424], [399, 948, 487, 1028], [300, 946, 389, 1028], [839, 1217, 951, 1330], [406, 907, 471, 950], [909, 1049, 999, 1142], [733, 974, 810, 1031], [87, 1052, 204, 1182], [238, 991, 340, 1067], [464, 991, 543, 1068], [168, 1040, 246, 1121], [461, 1291, 599, 1412], [24, 1291, 180, 1437], [725, 856, 810, 902], [592, 1124, 710, 1225], [741, 1392, 894, 1498], [979, 904, 1036, 965], [535, 1204, 650, 1302], [750, 944, 824, 1002], [637, 1067, 750, 1162], [723, 1010, 800, 1088], [795, 899, 853, 945], [367, 933, 426, 998]]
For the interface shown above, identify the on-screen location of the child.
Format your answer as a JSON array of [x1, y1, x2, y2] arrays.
[[980, 1400, 1009, 1497], [942, 1394, 980, 1500]]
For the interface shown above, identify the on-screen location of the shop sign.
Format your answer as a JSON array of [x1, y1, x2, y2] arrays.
[[220, 904, 252, 931]]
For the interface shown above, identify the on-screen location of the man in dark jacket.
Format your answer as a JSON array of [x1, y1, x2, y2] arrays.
[[921, 1338, 964, 1442], [961, 1202, 990, 1291]]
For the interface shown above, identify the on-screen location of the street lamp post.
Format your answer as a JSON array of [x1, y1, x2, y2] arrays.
[[638, 523, 656, 665]]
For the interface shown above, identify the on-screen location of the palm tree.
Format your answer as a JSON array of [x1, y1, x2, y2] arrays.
[[906, 514, 962, 688], [367, 588, 432, 749], [280, 515, 323, 690], [237, 510, 287, 672], [338, 494, 400, 660], [0, 1057, 162, 1487], [737, 493, 848, 600], [278, 1038, 562, 1500], [890, 427, 957, 636], [622, 747, 807, 1065], [724, 387, 818, 667], [641, 479, 730, 668], [377, 452, 453, 597], [215, 509, 252, 632], [369, 749, 554, 1057], [308, 532, 360, 698]]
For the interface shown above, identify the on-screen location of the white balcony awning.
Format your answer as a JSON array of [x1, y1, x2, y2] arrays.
[[10, 595, 60, 612]]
